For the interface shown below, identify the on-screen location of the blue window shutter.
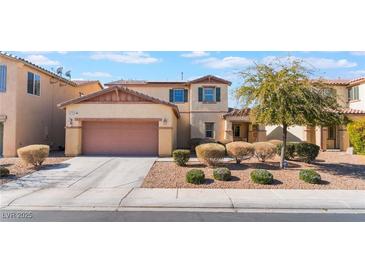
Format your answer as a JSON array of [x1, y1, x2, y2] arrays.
[[198, 87, 203, 102], [216, 87, 221, 102], [0, 65, 6, 92], [169, 89, 174, 102], [184, 89, 188, 102]]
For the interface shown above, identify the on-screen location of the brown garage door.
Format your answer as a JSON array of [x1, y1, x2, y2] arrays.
[[82, 121, 158, 156]]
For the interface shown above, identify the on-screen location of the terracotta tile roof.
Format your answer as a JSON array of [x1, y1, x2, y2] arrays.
[[320, 79, 351, 85], [0, 51, 77, 87], [105, 75, 232, 86], [223, 108, 251, 118], [73, 80, 103, 89], [348, 77, 365, 86], [339, 108, 365, 114], [58, 86, 180, 118]]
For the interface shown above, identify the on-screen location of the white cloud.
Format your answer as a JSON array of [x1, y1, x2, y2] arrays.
[[90, 52, 159, 64], [350, 51, 365, 56], [26, 54, 60, 66], [262, 55, 357, 69], [181, 51, 210, 58], [350, 70, 365, 75], [82, 71, 112, 78], [195, 57, 254, 69], [57, 51, 68, 55]]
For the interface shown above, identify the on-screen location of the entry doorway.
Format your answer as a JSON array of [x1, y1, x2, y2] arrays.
[[326, 125, 340, 149], [232, 123, 249, 142]]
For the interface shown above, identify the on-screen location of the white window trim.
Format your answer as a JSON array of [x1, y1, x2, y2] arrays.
[[203, 87, 216, 102], [27, 72, 41, 97], [173, 88, 185, 103]]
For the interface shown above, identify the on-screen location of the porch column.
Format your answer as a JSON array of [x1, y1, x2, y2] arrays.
[[322, 127, 328, 150], [256, 124, 267, 142], [224, 119, 233, 141], [338, 125, 349, 152], [304, 126, 315, 144], [315, 126, 322, 149]]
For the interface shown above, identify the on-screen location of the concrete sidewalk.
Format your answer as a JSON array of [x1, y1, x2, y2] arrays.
[[1, 187, 365, 211]]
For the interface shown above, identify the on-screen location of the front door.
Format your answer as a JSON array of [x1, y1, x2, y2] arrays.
[[232, 124, 241, 141], [326, 125, 339, 149]]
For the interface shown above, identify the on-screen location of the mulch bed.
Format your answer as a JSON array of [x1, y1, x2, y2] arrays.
[[142, 152, 365, 189], [0, 152, 71, 185]]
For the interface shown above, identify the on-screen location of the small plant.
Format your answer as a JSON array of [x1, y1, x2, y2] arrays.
[[226, 141, 254, 164], [348, 119, 365, 154], [17, 144, 50, 168], [250, 169, 273, 184], [295, 143, 320, 163], [253, 142, 276, 162], [0, 166, 10, 177], [172, 149, 190, 166], [213, 167, 231, 181], [186, 169, 205, 184], [299, 169, 321, 184], [195, 143, 226, 166]]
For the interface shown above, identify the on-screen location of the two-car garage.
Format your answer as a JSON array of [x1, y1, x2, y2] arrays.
[[58, 86, 179, 157], [81, 120, 159, 156]]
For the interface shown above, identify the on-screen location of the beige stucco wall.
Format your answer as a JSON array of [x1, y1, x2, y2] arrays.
[[349, 83, 365, 110], [76, 82, 103, 95], [0, 56, 101, 157], [64, 103, 178, 156]]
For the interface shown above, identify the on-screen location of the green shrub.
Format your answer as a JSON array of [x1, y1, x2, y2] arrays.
[[189, 138, 216, 153], [213, 167, 231, 181], [0, 167, 10, 177], [295, 143, 320, 163], [186, 169, 205, 184], [276, 142, 297, 159], [226, 141, 254, 164], [348, 119, 365, 154], [17, 145, 50, 168], [253, 142, 276, 162], [250, 169, 273, 184], [195, 143, 226, 166], [299, 169, 321, 184], [172, 149, 190, 166]]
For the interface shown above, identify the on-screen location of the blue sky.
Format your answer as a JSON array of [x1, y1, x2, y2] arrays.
[[11, 51, 365, 107]]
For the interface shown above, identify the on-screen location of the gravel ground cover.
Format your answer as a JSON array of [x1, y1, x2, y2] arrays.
[[0, 151, 71, 185], [143, 152, 365, 189]]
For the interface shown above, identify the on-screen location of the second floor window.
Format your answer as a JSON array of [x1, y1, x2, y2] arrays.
[[27, 72, 41, 96], [0, 65, 7, 92], [169, 88, 187, 103], [348, 86, 359, 101], [198, 87, 221, 103]]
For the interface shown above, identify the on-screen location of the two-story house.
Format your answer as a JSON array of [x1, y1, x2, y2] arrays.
[[266, 77, 365, 152], [0, 52, 103, 157], [58, 75, 267, 156]]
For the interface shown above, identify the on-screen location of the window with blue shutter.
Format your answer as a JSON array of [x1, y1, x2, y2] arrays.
[[0, 65, 6, 92], [216, 87, 221, 102], [198, 87, 203, 102]]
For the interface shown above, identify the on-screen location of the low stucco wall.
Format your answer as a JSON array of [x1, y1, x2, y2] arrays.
[[64, 103, 178, 156]]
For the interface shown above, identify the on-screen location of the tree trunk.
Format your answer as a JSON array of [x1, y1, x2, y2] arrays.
[[280, 124, 288, 169]]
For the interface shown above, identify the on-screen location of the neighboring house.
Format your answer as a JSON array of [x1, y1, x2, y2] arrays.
[[0, 52, 103, 157], [58, 75, 267, 157], [266, 78, 365, 151]]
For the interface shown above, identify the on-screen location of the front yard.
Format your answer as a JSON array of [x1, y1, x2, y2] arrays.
[[143, 152, 365, 189], [0, 151, 71, 185]]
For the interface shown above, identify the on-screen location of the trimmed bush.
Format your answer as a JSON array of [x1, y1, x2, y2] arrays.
[[295, 143, 320, 163], [195, 143, 226, 166], [213, 167, 231, 181], [186, 169, 205, 184], [189, 138, 216, 153], [172, 149, 190, 166], [299, 169, 321, 184], [253, 142, 276, 162], [250, 169, 273, 184], [17, 145, 50, 168], [348, 119, 365, 154], [268, 139, 283, 146], [226, 141, 254, 164], [276, 142, 297, 159], [0, 167, 10, 177]]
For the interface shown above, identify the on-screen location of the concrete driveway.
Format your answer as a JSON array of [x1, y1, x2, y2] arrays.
[[0, 157, 156, 190]]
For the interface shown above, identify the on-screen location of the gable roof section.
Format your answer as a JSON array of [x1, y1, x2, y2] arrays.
[[58, 86, 180, 118], [74, 80, 104, 89], [188, 75, 232, 86]]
